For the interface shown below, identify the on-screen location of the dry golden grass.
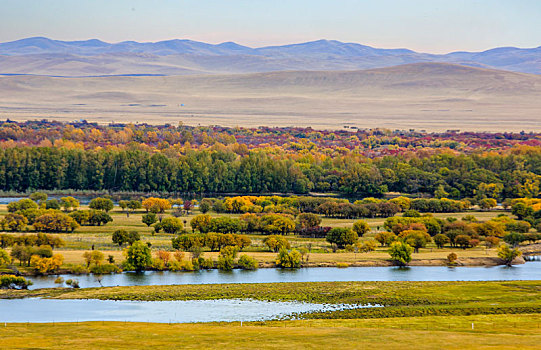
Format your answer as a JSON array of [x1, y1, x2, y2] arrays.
[[2, 64, 541, 132], [0, 314, 540, 349]]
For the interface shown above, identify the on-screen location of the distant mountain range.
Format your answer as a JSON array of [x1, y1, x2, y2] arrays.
[[1, 37, 540, 76]]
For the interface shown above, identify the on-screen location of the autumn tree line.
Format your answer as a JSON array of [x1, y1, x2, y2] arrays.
[[0, 146, 539, 199]]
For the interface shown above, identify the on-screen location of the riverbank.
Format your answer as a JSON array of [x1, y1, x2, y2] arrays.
[[2, 251, 524, 278]]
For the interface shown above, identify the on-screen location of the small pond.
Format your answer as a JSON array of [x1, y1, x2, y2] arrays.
[[0, 298, 373, 323]]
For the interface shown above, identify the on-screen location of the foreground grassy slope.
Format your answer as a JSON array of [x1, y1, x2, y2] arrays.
[[1, 314, 540, 349]]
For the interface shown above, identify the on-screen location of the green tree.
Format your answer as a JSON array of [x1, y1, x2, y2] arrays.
[[199, 199, 212, 214], [7, 199, 38, 213], [60, 196, 80, 212], [89, 197, 114, 212], [88, 210, 113, 226], [142, 213, 157, 227], [125, 241, 151, 272], [479, 198, 497, 210], [388, 241, 413, 266], [0, 213, 28, 231], [401, 230, 431, 253], [503, 232, 525, 248], [29, 192, 48, 204], [263, 235, 291, 252], [0, 248, 11, 266], [455, 234, 472, 249], [326, 227, 358, 248], [112, 230, 140, 247], [511, 203, 533, 220], [297, 213, 321, 229], [33, 212, 79, 232], [497, 244, 522, 266], [433, 233, 450, 248], [374, 231, 397, 247], [190, 214, 212, 233], [352, 220, 370, 237], [237, 254, 258, 270], [217, 246, 239, 271], [275, 248, 301, 268], [155, 217, 184, 234]]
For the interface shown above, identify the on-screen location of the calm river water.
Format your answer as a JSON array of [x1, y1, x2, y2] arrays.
[[26, 259, 541, 290]]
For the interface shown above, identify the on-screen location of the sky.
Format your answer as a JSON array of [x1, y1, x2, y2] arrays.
[[0, 0, 539, 53]]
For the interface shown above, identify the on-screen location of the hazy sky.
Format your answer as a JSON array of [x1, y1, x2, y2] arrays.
[[1, 0, 539, 53]]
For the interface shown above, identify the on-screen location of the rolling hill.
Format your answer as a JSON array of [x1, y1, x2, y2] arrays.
[[1, 63, 539, 132]]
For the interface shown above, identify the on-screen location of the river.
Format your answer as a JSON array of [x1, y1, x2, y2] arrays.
[[27, 258, 541, 290]]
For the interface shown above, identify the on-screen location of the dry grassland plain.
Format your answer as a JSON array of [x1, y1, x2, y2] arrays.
[[1, 63, 540, 132]]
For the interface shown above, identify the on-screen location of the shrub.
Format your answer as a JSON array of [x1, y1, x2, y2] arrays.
[[0, 275, 33, 289], [69, 264, 89, 274], [200, 257, 214, 269], [65, 279, 80, 288], [447, 252, 458, 265], [168, 260, 183, 271], [357, 240, 377, 253], [30, 253, 64, 274], [90, 263, 120, 274], [237, 254, 258, 270], [336, 262, 349, 268], [275, 248, 301, 268]]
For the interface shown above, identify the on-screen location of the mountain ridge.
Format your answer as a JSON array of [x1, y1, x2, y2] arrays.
[[1, 37, 540, 76]]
